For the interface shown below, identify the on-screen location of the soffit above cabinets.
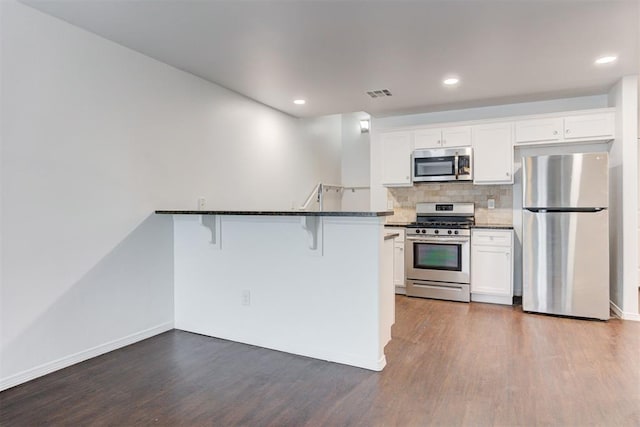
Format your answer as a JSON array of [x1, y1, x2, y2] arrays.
[[23, 0, 639, 118]]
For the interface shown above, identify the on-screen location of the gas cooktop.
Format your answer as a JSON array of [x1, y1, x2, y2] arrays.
[[406, 219, 474, 229]]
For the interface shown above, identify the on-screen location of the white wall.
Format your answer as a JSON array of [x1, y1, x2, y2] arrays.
[[173, 215, 389, 371], [0, 1, 341, 390], [608, 76, 639, 319]]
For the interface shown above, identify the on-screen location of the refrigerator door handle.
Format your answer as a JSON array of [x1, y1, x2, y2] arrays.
[[524, 207, 606, 213]]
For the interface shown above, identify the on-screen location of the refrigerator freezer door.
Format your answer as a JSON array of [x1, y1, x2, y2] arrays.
[[523, 209, 609, 320], [523, 153, 608, 209]]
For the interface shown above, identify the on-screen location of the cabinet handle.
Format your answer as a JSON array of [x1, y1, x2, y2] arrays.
[[566, 129, 570, 134], [405, 176, 409, 180], [553, 130, 558, 135], [506, 172, 510, 176], [437, 140, 441, 145]]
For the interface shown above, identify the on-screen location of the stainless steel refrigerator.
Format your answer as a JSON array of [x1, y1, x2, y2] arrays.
[[522, 152, 609, 320]]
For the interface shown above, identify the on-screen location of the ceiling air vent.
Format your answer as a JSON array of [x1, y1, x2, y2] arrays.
[[366, 89, 392, 98]]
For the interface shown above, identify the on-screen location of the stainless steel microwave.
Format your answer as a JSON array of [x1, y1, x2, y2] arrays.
[[412, 147, 473, 183]]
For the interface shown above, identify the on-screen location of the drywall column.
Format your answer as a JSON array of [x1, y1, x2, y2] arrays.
[[608, 75, 639, 320], [341, 112, 371, 210]]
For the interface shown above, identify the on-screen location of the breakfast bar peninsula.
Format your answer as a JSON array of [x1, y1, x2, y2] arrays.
[[155, 210, 395, 371]]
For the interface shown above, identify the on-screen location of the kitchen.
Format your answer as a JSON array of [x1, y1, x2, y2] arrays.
[[379, 108, 615, 320], [1, 0, 639, 425]]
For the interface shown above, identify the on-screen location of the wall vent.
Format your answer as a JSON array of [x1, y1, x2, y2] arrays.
[[366, 89, 392, 98]]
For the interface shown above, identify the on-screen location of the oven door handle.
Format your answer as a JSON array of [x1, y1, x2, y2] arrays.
[[406, 237, 469, 244]]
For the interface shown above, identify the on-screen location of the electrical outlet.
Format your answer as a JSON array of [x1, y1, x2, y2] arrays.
[[197, 197, 206, 210], [487, 198, 496, 210], [241, 290, 251, 306], [387, 200, 394, 210]]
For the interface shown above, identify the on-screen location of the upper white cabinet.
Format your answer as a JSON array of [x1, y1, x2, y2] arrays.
[[515, 112, 614, 145], [514, 118, 563, 143], [472, 123, 513, 185], [381, 131, 413, 187], [414, 126, 472, 149], [564, 113, 614, 140]]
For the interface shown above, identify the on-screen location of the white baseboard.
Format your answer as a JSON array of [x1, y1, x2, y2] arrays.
[[0, 321, 174, 392], [610, 301, 640, 321], [471, 293, 513, 305]]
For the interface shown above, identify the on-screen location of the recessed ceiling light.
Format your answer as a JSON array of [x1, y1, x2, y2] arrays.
[[595, 55, 617, 65], [443, 77, 460, 86], [293, 99, 306, 105]]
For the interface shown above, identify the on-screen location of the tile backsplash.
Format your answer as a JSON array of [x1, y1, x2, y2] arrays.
[[387, 183, 513, 225]]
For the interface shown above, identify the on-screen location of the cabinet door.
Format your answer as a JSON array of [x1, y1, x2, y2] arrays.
[[472, 123, 513, 184], [442, 126, 472, 147], [393, 243, 405, 288], [414, 128, 442, 149], [381, 132, 413, 186], [564, 113, 614, 140], [471, 245, 512, 296], [514, 118, 563, 143]]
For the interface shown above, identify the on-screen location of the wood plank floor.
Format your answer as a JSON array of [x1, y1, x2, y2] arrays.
[[1, 296, 639, 426]]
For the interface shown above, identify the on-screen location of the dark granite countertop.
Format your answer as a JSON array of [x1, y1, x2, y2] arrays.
[[155, 210, 394, 217], [384, 232, 401, 240], [384, 222, 410, 228], [472, 224, 514, 230]]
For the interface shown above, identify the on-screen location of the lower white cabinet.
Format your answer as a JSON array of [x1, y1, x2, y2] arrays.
[[471, 229, 513, 305], [385, 227, 406, 294]]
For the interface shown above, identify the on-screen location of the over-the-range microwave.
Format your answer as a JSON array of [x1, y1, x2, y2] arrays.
[[412, 147, 473, 183]]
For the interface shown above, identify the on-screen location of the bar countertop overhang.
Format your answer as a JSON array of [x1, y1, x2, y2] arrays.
[[155, 210, 394, 217]]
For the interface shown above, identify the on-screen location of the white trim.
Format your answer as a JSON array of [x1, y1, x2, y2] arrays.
[[0, 322, 174, 392], [471, 293, 513, 306], [610, 301, 640, 321], [175, 327, 386, 372]]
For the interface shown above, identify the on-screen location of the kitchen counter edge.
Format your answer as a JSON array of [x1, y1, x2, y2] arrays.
[[471, 224, 514, 230], [155, 210, 394, 217]]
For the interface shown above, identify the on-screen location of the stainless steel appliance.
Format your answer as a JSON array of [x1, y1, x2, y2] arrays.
[[522, 152, 609, 320], [412, 147, 473, 183], [405, 203, 474, 302]]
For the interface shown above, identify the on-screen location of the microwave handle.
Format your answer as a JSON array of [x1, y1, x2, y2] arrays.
[[454, 153, 459, 180]]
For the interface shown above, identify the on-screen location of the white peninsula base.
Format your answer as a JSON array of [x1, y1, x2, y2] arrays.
[[170, 213, 394, 371]]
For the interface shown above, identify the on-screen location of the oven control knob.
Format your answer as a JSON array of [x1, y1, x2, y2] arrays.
[[434, 230, 439, 234], [421, 229, 426, 233], [447, 230, 452, 235], [454, 230, 459, 235]]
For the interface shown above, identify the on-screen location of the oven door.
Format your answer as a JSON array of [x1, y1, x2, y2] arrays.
[[412, 148, 473, 182], [405, 235, 470, 284]]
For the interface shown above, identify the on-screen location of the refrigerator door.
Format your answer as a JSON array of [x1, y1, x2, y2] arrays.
[[523, 152, 608, 209], [523, 209, 609, 320]]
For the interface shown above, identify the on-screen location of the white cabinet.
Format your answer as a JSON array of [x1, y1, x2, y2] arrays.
[[514, 117, 563, 144], [385, 227, 406, 295], [471, 229, 513, 305], [381, 131, 413, 186], [564, 113, 614, 140], [414, 126, 472, 149], [472, 122, 513, 185], [515, 112, 614, 145], [413, 128, 442, 149]]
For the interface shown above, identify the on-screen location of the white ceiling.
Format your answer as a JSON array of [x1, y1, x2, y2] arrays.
[[23, 0, 639, 118]]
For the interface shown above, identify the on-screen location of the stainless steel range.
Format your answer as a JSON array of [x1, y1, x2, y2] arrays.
[[405, 202, 474, 302]]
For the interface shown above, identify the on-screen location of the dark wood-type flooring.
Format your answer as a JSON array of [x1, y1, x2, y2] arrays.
[[1, 297, 639, 426]]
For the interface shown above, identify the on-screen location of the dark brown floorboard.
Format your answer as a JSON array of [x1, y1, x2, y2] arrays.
[[1, 296, 639, 426]]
